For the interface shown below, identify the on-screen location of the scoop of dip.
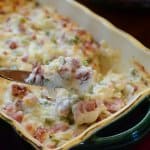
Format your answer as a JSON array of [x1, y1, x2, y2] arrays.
[[26, 56, 95, 93]]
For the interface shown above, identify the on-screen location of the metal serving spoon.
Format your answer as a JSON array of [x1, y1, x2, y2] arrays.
[[0, 70, 69, 89], [0, 70, 91, 94], [0, 70, 32, 85]]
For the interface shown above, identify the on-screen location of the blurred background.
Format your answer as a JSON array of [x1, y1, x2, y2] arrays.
[[77, 0, 150, 48]]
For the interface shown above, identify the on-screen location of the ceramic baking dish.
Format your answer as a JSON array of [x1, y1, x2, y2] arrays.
[[0, 0, 150, 149]]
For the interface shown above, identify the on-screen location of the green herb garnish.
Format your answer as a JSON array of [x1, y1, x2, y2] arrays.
[[45, 118, 54, 125], [68, 36, 80, 44], [82, 60, 88, 66], [45, 31, 50, 36]]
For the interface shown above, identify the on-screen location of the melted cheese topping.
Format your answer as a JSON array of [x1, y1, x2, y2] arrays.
[[0, 0, 149, 149]]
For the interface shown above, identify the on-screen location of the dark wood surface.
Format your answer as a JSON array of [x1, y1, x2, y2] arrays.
[[76, 1, 150, 150]]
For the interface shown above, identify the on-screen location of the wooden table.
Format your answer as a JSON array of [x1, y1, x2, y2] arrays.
[[76, 1, 150, 150]]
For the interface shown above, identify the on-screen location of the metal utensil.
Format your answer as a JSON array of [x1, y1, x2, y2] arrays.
[[0, 70, 61, 89], [0, 70, 31, 84]]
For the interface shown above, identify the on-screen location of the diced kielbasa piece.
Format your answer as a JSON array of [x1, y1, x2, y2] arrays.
[[75, 67, 92, 83], [104, 99, 124, 113], [49, 122, 69, 135], [9, 41, 18, 49], [11, 84, 29, 99], [34, 127, 48, 143], [25, 123, 35, 135], [11, 111, 24, 123], [72, 100, 101, 125]]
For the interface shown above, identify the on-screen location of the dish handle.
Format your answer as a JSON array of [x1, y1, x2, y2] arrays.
[[91, 105, 150, 149]]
